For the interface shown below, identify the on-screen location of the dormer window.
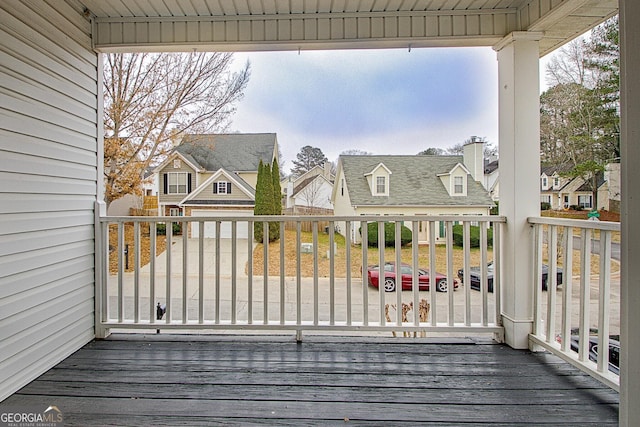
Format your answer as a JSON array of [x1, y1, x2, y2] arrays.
[[553, 177, 560, 188], [454, 176, 464, 194], [541, 176, 548, 189], [376, 176, 386, 194]]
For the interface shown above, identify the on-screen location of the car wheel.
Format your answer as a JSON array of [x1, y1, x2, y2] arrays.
[[384, 278, 396, 292], [436, 279, 448, 292]]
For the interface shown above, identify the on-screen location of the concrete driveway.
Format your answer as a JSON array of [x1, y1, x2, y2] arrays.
[[140, 238, 254, 277]]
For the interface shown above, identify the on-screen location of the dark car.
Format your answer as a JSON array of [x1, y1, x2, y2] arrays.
[[557, 330, 620, 375], [367, 262, 458, 293], [457, 262, 563, 293]]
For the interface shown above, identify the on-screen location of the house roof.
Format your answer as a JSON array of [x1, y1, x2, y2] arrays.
[[484, 159, 499, 174], [174, 133, 277, 172], [339, 155, 494, 207]]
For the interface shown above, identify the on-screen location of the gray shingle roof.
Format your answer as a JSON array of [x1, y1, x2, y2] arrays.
[[340, 155, 494, 207], [175, 133, 277, 171]]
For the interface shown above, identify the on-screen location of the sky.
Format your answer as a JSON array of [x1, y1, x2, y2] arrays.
[[228, 47, 553, 173]]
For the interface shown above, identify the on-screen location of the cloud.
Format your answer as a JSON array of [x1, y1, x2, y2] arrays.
[[231, 47, 499, 171]]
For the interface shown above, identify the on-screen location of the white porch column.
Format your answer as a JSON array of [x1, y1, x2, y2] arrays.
[[620, 1, 640, 425], [493, 32, 543, 349]]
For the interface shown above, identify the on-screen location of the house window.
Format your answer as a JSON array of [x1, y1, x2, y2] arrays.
[[213, 181, 232, 194], [578, 195, 593, 209], [167, 172, 188, 194], [376, 176, 386, 194], [173, 159, 181, 168], [541, 176, 548, 189], [541, 195, 551, 203], [169, 207, 182, 216], [553, 177, 560, 188], [454, 176, 464, 194]]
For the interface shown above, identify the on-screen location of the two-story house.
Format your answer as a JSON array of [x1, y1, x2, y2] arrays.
[[332, 141, 494, 244], [540, 164, 609, 211], [155, 133, 278, 238]]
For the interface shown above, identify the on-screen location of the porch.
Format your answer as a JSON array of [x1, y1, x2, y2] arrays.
[[1, 335, 619, 425]]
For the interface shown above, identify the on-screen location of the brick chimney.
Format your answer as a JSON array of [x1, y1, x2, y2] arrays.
[[463, 136, 484, 182]]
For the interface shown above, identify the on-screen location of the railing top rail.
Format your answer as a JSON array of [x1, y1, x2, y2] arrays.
[[528, 216, 620, 231], [100, 214, 507, 223]]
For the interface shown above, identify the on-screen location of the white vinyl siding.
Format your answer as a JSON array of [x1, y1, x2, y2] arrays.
[[0, 1, 96, 401]]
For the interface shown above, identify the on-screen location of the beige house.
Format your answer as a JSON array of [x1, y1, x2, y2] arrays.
[[540, 164, 612, 211], [332, 141, 494, 244], [284, 163, 335, 212], [155, 133, 278, 238]]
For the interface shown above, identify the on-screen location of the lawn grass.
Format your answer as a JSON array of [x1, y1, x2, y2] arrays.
[[251, 229, 492, 278]]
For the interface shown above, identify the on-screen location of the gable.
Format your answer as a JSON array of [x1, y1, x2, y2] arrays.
[[181, 169, 254, 205]]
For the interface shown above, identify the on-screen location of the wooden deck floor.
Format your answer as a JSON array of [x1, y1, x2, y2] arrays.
[[1, 335, 618, 426]]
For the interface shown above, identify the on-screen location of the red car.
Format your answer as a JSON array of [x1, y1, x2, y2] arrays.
[[367, 262, 458, 292]]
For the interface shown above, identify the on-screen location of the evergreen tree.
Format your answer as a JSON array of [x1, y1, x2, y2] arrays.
[[291, 145, 328, 177], [253, 160, 279, 242], [272, 159, 282, 215]]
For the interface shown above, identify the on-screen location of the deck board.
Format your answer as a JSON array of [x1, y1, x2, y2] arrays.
[[0, 335, 618, 425]]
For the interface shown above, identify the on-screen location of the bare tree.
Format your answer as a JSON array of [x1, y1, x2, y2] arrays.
[[103, 52, 250, 207], [297, 178, 331, 208]]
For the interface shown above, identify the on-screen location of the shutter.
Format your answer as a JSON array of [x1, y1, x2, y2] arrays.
[[187, 173, 192, 193], [212, 182, 218, 194], [163, 174, 168, 194], [227, 182, 232, 194]]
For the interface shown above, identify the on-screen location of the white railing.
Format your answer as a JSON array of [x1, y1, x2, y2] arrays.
[[96, 215, 505, 340], [528, 216, 621, 391]]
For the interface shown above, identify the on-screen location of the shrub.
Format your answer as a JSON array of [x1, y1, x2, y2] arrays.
[[359, 222, 412, 247], [490, 201, 499, 215], [155, 222, 181, 235], [452, 224, 493, 248], [541, 202, 551, 211]]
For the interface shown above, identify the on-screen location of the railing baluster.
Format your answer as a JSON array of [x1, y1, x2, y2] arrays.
[[215, 221, 221, 324], [561, 226, 573, 352], [447, 221, 455, 326], [280, 220, 285, 325], [346, 220, 352, 326], [493, 222, 501, 327], [134, 221, 140, 323], [463, 222, 471, 326], [313, 221, 319, 326], [479, 222, 487, 327], [578, 228, 592, 363], [395, 221, 402, 327], [361, 220, 368, 326], [231, 221, 237, 325], [166, 222, 172, 323], [182, 220, 188, 324], [296, 221, 302, 327], [533, 223, 543, 336], [117, 222, 124, 322], [247, 220, 253, 325], [429, 221, 437, 326], [546, 225, 558, 342], [378, 221, 385, 326], [597, 230, 612, 374], [262, 221, 268, 325], [329, 221, 335, 325], [150, 221, 156, 324], [199, 221, 204, 324], [412, 221, 419, 327]]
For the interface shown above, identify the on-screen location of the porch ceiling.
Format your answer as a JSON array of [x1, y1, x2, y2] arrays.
[[78, 0, 618, 56]]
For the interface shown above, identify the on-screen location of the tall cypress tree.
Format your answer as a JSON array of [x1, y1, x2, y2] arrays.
[[270, 159, 282, 240], [253, 160, 279, 242], [253, 160, 267, 242]]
